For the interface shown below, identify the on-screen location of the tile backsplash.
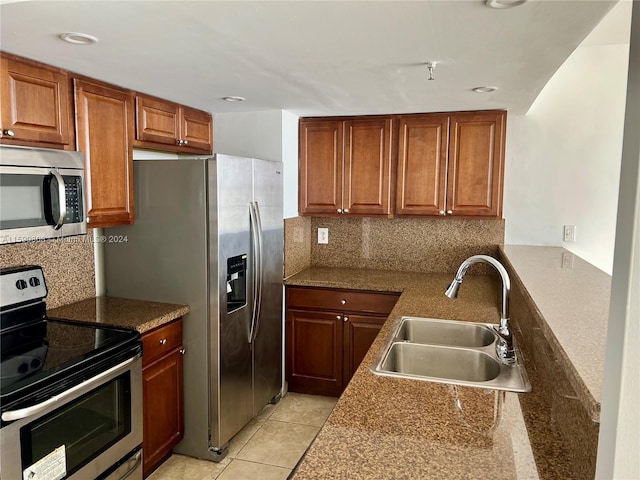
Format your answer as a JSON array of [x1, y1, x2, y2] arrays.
[[306, 217, 505, 274], [0, 235, 95, 308]]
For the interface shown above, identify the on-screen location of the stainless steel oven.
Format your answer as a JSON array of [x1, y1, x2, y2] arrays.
[[0, 145, 86, 244], [0, 266, 143, 480]]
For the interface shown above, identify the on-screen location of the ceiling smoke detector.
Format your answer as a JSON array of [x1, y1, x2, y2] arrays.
[[59, 32, 98, 45], [485, 0, 528, 9], [472, 86, 498, 93], [222, 96, 246, 102]]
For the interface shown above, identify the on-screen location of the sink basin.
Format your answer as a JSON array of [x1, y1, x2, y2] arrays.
[[381, 343, 500, 382], [397, 317, 495, 347], [371, 316, 531, 392]]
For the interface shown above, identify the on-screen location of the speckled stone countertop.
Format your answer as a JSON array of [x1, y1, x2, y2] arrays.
[[47, 296, 190, 334], [500, 245, 610, 421], [286, 268, 541, 479]]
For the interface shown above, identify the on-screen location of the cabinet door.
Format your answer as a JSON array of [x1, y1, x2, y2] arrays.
[[0, 55, 71, 146], [143, 348, 184, 477], [75, 79, 135, 227], [299, 120, 344, 215], [447, 112, 505, 217], [396, 115, 449, 216], [286, 309, 344, 396], [180, 106, 213, 153], [135, 95, 180, 146], [343, 314, 385, 382], [344, 118, 393, 216]]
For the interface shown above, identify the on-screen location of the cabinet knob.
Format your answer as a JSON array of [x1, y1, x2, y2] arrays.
[[340, 299, 346, 305], [160, 338, 167, 345], [180, 348, 186, 355], [183, 139, 188, 145], [447, 210, 453, 215], [439, 210, 445, 215], [86, 217, 91, 224], [343, 316, 349, 322], [343, 209, 349, 213], [336, 315, 342, 320], [336, 209, 342, 213], [2, 129, 15, 137], [177, 139, 187, 146]]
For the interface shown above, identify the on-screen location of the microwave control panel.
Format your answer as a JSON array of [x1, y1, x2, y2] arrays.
[[64, 176, 84, 223]]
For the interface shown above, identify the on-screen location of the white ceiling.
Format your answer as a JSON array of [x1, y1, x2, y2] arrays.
[[0, 0, 618, 117]]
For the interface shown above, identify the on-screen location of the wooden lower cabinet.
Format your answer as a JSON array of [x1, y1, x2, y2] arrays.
[[142, 318, 184, 478], [286, 287, 398, 396]]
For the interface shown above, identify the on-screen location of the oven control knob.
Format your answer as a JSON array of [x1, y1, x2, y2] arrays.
[[29, 277, 41, 287], [15, 279, 27, 290]]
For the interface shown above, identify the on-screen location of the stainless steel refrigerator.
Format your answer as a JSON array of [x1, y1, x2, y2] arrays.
[[104, 155, 283, 461]]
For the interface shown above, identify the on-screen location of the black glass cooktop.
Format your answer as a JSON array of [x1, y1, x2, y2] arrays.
[[0, 303, 140, 408]]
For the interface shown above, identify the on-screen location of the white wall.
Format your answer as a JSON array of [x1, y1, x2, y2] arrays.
[[282, 111, 299, 219], [504, 4, 631, 274], [597, 2, 640, 477], [213, 110, 299, 218]]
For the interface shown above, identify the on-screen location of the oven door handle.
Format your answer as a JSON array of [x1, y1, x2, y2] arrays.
[[118, 449, 142, 480], [1, 356, 138, 422]]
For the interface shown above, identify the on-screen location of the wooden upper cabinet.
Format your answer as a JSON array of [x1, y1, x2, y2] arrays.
[[135, 95, 180, 146], [344, 118, 393, 216], [447, 111, 505, 217], [0, 54, 71, 147], [74, 78, 135, 228], [299, 119, 344, 215], [135, 94, 212, 154], [396, 115, 449, 216], [299, 117, 393, 217]]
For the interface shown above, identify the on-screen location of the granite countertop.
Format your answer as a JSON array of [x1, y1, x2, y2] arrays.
[[285, 268, 541, 479], [499, 245, 610, 421], [47, 296, 190, 334]]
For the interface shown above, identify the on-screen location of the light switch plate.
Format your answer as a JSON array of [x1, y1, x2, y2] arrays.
[[563, 225, 576, 242]]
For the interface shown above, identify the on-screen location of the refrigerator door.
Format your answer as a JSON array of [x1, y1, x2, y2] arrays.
[[252, 158, 284, 411], [213, 155, 255, 449], [104, 159, 212, 459]]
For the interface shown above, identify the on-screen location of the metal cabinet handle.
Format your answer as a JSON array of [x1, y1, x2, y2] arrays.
[[180, 348, 186, 355], [183, 139, 188, 145], [439, 210, 445, 215], [336, 315, 342, 320], [2, 129, 15, 137], [160, 338, 167, 345], [447, 210, 453, 214], [340, 299, 346, 305], [336, 209, 342, 213], [343, 316, 349, 322], [343, 209, 349, 213]]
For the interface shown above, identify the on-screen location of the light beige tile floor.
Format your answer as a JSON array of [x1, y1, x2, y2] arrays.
[[149, 392, 337, 480]]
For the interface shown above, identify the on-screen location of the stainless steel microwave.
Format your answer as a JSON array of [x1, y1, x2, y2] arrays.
[[0, 145, 87, 244]]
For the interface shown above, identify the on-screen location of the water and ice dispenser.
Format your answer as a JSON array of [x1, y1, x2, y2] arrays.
[[226, 254, 247, 313]]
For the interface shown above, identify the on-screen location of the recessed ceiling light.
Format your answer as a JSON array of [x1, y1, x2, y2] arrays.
[[222, 96, 246, 102], [59, 32, 98, 45], [485, 0, 528, 8], [472, 86, 498, 93]]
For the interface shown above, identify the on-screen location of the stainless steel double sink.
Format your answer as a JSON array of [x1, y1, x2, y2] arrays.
[[371, 317, 531, 392]]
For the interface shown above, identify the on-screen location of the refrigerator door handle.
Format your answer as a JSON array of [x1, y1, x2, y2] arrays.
[[248, 202, 261, 343], [251, 202, 264, 342]]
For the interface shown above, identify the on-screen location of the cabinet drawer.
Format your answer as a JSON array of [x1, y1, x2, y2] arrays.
[[287, 287, 399, 315], [142, 318, 182, 366]]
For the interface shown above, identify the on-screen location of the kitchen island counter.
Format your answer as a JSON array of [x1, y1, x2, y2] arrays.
[[47, 296, 189, 334], [285, 267, 563, 479]]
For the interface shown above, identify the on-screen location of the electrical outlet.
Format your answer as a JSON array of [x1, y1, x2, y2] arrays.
[[563, 225, 576, 242], [317, 228, 329, 244], [561, 252, 574, 269]]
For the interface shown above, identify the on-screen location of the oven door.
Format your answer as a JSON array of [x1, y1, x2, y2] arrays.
[[0, 165, 86, 244], [0, 355, 142, 480]]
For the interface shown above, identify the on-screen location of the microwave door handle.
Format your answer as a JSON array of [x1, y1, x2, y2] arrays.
[[1, 356, 138, 422], [49, 169, 67, 230]]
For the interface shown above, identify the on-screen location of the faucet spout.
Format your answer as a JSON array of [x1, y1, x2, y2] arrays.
[[446, 255, 515, 364]]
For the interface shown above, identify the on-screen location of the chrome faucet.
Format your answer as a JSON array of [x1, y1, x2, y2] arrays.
[[445, 255, 515, 364]]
